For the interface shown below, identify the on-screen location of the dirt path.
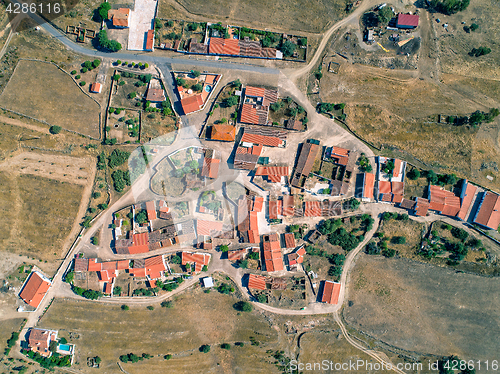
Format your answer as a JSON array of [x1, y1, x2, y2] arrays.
[[0, 115, 50, 134]]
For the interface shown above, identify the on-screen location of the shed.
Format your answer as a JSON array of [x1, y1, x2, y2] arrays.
[[202, 277, 214, 288]]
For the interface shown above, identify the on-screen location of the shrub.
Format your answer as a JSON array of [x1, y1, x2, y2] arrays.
[[164, 354, 172, 360], [392, 236, 406, 244], [469, 46, 491, 57], [161, 300, 173, 308], [451, 227, 469, 241], [75, 74, 81, 79], [257, 294, 267, 303], [119, 81, 125, 86], [81, 67, 88, 73], [49, 125, 62, 134], [234, 301, 252, 312], [221, 343, 231, 350], [80, 81, 86, 86], [407, 168, 420, 180], [199, 345, 211, 353], [91, 236, 99, 245], [70, 70, 77, 75], [146, 306, 154, 310], [431, 0, 470, 14]]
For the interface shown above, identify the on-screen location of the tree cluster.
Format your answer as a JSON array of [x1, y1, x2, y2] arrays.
[[358, 153, 372, 173], [97, 30, 122, 52], [111, 170, 131, 192], [469, 46, 491, 57], [430, 0, 470, 14], [24, 350, 71, 369], [72, 285, 102, 300], [328, 227, 362, 251]]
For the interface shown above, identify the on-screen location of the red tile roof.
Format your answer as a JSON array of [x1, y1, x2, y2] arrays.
[[269, 200, 278, 220], [379, 181, 391, 194], [391, 181, 404, 195], [146, 88, 166, 102], [392, 193, 403, 203], [253, 196, 264, 212], [201, 157, 220, 178], [19, 271, 51, 308], [245, 86, 266, 97], [87, 258, 102, 272], [146, 30, 154, 50], [321, 281, 341, 305], [146, 201, 157, 221], [228, 248, 247, 261], [393, 159, 402, 177], [284, 233, 296, 248], [283, 195, 295, 216], [363, 173, 375, 199], [90, 82, 102, 93], [249, 211, 259, 231], [248, 274, 266, 290], [397, 13, 419, 28], [241, 104, 262, 125], [414, 197, 430, 216], [304, 201, 321, 217], [145, 255, 166, 278], [255, 166, 288, 182], [197, 219, 224, 236], [474, 191, 500, 230], [428, 185, 460, 216], [211, 124, 236, 141], [181, 94, 204, 114], [248, 230, 260, 243], [457, 181, 477, 220]]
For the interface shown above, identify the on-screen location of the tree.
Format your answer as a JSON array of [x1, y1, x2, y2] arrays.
[[328, 266, 342, 277], [97, 30, 122, 52], [192, 83, 203, 92], [377, 6, 394, 23], [358, 153, 372, 172], [365, 241, 380, 255], [238, 259, 248, 269], [161, 300, 173, 308], [108, 149, 130, 168], [135, 210, 148, 224], [49, 125, 62, 134], [427, 170, 439, 184], [98, 203, 108, 210], [191, 70, 201, 77], [221, 343, 231, 350], [113, 286, 122, 295], [97, 2, 111, 20], [164, 354, 172, 360], [219, 244, 229, 252], [451, 227, 469, 241], [84, 60, 92, 69], [257, 294, 267, 303], [113, 74, 121, 81], [147, 305, 154, 310], [121, 305, 129, 310], [281, 40, 296, 57], [224, 95, 238, 107], [469, 46, 491, 57], [431, 0, 470, 14], [94, 356, 102, 364], [407, 168, 420, 180], [200, 345, 211, 353], [469, 110, 485, 125], [392, 236, 406, 244], [75, 74, 81, 79], [234, 301, 253, 312], [383, 160, 395, 174]]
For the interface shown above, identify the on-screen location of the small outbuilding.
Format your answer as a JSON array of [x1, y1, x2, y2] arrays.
[[396, 14, 419, 29], [202, 276, 214, 288], [90, 82, 102, 93]]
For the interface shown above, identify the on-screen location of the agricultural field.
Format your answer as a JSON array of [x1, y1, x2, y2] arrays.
[[0, 174, 84, 264], [345, 254, 500, 362], [159, 0, 346, 34], [0, 60, 101, 138], [39, 290, 280, 374]]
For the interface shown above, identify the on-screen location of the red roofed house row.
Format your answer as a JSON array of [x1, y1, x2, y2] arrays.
[[473, 191, 500, 230], [19, 271, 52, 309], [457, 180, 478, 221], [263, 233, 283, 272], [321, 280, 341, 305]]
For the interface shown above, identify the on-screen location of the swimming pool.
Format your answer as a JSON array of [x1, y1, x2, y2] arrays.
[[204, 85, 212, 93], [59, 344, 71, 352]]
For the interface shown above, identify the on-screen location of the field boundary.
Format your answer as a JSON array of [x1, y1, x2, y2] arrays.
[[0, 59, 102, 140]]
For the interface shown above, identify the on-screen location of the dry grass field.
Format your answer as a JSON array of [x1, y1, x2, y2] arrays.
[[345, 255, 500, 361], [39, 291, 281, 373], [159, 0, 345, 34], [0, 173, 84, 263], [0, 60, 100, 138], [375, 218, 425, 260], [0, 318, 25, 353]]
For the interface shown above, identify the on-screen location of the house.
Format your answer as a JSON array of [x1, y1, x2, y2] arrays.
[[414, 197, 430, 216], [181, 251, 211, 273], [27, 328, 58, 357], [108, 8, 130, 28], [145, 30, 154, 51], [396, 14, 419, 29], [234, 127, 287, 170], [457, 180, 477, 221], [428, 185, 461, 217], [263, 233, 283, 272], [283, 233, 296, 249], [202, 277, 214, 288], [196, 219, 224, 237], [210, 124, 236, 142], [239, 86, 278, 126], [361, 173, 375, 201], [201, 156, 220, 179], [227, 248, 247, 261], [146, 88, 166, 102], [291, 140, 321, 188], [145, 201, 157, 221], [321, 280, 341, 305], [248, 274, 266, 290], [181, 94, 204, 115], [287, 245, 305, 268], [255, 166, 289, 183], [19, 271, 52, 309], [90, 82, 102, 93], [144, 255, 166, 279], [473, 191, 500, 230]]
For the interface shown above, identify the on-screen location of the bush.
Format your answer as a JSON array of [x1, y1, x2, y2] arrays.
[[469, 46, 491, 57], [451, 227, 469, 241], [80, 81, 86, 86], [91, 236, 99, 245], [71, 70, 77, 75], [7, 332, 20, 348], [146, 306, 154, 310], [49, 125, 62, 134], [108, 149, 131, 168], [234, 301, 252, 312], [75, 74, 81, 79], [365, 241, 380, 255], [392, 236, 406, 244], [164, 354, 172, 360], [281, 40, 296, 57], [407, 168, 420, 180], [220, 343, 231, 350], [257, 294, 267, 303], [97, 30, 122, 52], [161, 300, 173, 308], [199, 345, 211, 353], [219, 244, 229, 252]]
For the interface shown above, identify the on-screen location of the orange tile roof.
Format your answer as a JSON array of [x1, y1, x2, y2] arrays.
[[269, 200, 278, 220], [196, 219, 224, 236], [393, 159, 402, 177], [363, 173, 375, 199], [181, 94, 204, 114], [391, 181, 404, 195], [245, 86, 266, 97], [117, 260, 130, 270], [227, 248, 246, 261], [379, 181, 391, 194], [457, 181, 477, 220], [247, 230, 260, 243], [392, 193, 403, 203], [240, 104, 261, 124], [474, 191, 500, 230], [283, 195, 295, 217], [253, 196, 264, 212], [211, 124, 236, 141], [414, 197, 430, 216], [248, 274, 266, 290], [321, 281, 341, 304], [284, 233, 296, 248], [249, 211, 259, 231], [109, 8, 130, 27], [304, 201, 321, 217], [146, 201, 157, 221], [201, 157, 220, 178], [146, 30, 154, 51], [87, 258, 102, 272], [19, 271, 51, 309], [90, 83, 102, 93]]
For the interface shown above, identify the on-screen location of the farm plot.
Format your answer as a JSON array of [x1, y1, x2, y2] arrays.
[[0, 60, 101, 138]]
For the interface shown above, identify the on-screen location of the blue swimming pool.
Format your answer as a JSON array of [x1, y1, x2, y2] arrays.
[[59, 344, 71, 352], [204, 85, 212, 92]]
